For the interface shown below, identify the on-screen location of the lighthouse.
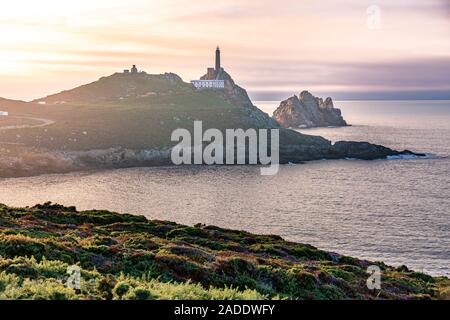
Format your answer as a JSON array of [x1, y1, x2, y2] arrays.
[[215, 46, 221, 72], [190, 47, 226, 89]]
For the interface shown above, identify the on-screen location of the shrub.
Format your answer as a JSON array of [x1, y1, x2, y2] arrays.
[[294, 271, 318, 291], [166, 227, 210, 239], [113, 281, 131, 298], [0, 235, 47, 259], [215, 258, 256, 277], [97, 275, 117, 300], [0, 275, 78, 300]]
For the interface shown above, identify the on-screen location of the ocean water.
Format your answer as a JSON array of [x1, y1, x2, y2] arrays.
[[0, 100, 449, 276]]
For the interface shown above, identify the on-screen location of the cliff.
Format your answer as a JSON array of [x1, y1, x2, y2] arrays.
[[273, 91, 348, 128], [0, 203, 447, 300], [200, 68, 280, 128]]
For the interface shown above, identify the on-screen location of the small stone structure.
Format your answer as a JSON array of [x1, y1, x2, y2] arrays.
[[123, 65, 139, 74]]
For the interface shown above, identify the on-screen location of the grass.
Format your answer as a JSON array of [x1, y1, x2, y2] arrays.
[[0, 202, 448, 300]]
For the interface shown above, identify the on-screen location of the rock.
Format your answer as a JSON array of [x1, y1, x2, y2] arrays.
[[273, 91, 348, 128], [331, 141, 396, 160], [330, 141, 425, 160], [200, 68, 280, 128], [277, 132, 426, 163], [164, 72, 183, 84]]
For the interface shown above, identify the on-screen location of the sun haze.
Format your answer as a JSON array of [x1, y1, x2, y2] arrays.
[[1, 0, 449, 100]]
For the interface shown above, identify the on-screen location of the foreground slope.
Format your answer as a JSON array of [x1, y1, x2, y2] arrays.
[[0, 203, 448, 300]]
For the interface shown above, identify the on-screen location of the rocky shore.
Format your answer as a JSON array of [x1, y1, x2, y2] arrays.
[[0, 203, 448, 300], [0, 140, 425, 178]]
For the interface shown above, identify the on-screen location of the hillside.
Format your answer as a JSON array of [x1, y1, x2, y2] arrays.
[[0, 203, 448, 300], [1, 71, 280, 152], [0, 97, 27, 105], [33, 72, 193, 105]]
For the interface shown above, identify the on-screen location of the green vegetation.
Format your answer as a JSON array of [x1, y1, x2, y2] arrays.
[[0, 202, 448, 300], [0, 73, 269, 151]]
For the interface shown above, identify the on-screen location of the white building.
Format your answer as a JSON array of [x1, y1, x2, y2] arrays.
[[0, 111, 8, 116], [191, 80, 225, 89]]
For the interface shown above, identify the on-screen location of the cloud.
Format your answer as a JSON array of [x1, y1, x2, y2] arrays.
[[437, 0, 450, 14], [237, 57, 450, 97]]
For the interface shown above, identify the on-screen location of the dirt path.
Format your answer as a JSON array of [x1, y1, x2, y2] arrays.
[[0, 116, 55, 131]]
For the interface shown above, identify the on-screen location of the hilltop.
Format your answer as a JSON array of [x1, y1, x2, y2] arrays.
[[0, 203, 447, 300], [33, 72, 193, 105]]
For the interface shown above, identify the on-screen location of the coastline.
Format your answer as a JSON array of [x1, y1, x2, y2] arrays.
[[0, 142, 425, 179]]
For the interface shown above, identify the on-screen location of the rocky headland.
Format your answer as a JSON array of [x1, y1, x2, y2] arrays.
[[0, 69, 424, 178], [273, 91, 348, 128]]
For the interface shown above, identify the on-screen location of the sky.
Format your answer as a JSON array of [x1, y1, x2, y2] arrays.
[[0, 0, 449, 101]]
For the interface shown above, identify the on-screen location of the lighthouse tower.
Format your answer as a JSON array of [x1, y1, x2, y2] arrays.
[[190, 47, 226, 89], [215, 46, 221, 72]]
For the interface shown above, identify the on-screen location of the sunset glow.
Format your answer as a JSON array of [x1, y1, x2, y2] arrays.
[[1, 0, 450, 100]]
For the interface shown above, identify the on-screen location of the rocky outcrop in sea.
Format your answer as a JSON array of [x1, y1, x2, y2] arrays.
[[273, 91, 347, 128]]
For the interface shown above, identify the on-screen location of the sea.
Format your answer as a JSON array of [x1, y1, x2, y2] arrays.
[[0, 100, 449, 276]]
